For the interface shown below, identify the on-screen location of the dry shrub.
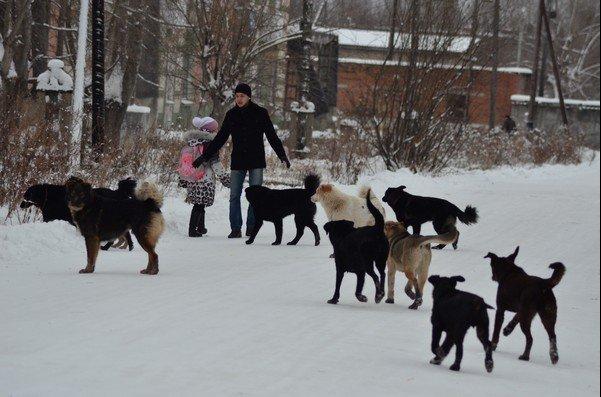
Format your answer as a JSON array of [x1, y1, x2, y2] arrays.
[[458, 127, 586, 170]]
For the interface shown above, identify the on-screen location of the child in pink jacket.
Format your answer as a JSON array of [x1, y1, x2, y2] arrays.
[[178, 117, 230, 237]]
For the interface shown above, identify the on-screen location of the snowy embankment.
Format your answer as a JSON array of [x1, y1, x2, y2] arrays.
[[1, 159, 599, 396]]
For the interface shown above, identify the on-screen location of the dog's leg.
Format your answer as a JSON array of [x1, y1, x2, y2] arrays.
[[450, 333, 467, 372], [404, 280, 416, 300], [407, 272, 422, 310], [125, 232, 134, 251], [116, 236, 127, 249], [518, 314, 535, 361], [355, 272, 367, 302], [386, 264, 396, 304], [376, 254, 387, 299], [432, 219, 448, 250], [80, 236, 100, 274], [287, 217, 305, 246], [245, 219, 263, 245], [540, 306, 559, 365], [366, 269, 383, 303], [452, 230, 460, 250], [477, 321, 495, 373], [412, 223, 422, 236], [503, 313, 520, 336], [101, 241, 114, 251], [137, 237, 159, 275], [430, 325, 443, 359], [328, 269, 344, 304], [307, 221, 321, 246], [432, 334, 454, 365], [272, 219, 283, 246], [491, 309, 505, 350]]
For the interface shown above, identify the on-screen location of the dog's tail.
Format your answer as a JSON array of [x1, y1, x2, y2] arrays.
[[304, 174, 321, 196], [135, 181, 164, 209], [416, 227, 459, 247], [546, 262, 566, 288], [366, 189, 384, 231], [456, 205, 479, 225]]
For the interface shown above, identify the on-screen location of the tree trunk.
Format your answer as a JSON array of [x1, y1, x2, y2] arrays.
[[31, 0, 50, 77]]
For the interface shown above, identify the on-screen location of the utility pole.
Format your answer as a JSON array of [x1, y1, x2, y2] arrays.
[[488, 0, 500, 130], [294, 0, 314, 155], [387, 0, 399, 59], [91, 0, 105, 159], [527, 0, 544, 130]]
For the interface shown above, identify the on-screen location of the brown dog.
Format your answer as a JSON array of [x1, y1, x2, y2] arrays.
[[65, 177, 165, 275], [384, 221, 458, 309], [485, 247, 565, 364]]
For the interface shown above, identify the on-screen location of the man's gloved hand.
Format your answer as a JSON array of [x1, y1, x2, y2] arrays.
[[192, 155, 206, 168], [282, 159, 291, 169]]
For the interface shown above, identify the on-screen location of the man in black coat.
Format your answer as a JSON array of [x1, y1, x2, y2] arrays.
[[193, 83, 290, 238]]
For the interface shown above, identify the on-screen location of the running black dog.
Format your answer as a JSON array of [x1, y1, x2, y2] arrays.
[[323, 191, 388, 304], [21, 179, 137, 251], [245, 174, 321, 246], [428, 275, 494, 373], [382, 186, 478, 250], [485, 247, 565, 364], [65, 177, 165, 275]]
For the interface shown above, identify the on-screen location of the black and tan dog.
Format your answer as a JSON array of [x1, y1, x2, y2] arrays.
[[485, 247, 565, 364], [324, 191, 388, 304], [384, 221, 458, 309], [382, 186, 478, 250], [428, 275, 494, 373], [21, 180, 137, 250], [245, 174, 321, 246], [65, 177, 165, 275]]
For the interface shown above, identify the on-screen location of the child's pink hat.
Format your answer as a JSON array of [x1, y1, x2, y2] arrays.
[[192, 116, 219, 132]]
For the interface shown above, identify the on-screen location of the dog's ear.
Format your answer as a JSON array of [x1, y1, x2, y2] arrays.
[[428, 275, 440, 285], [451, 276, 466, 283], [508, 246, 520, 262], [484, 252, 497, 260], [323, 222, 332, 235], [399, 185, 406, 190]]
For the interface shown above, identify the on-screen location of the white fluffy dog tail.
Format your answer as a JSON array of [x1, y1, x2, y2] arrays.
[[135, 181, 164, 208]]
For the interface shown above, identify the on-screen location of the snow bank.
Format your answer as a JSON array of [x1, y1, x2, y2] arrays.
[[36, 59, 74, 92], [511, 94, 600, 109], [126, 104, 151, 114]]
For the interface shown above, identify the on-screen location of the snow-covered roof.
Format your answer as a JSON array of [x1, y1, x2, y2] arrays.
[[127, 104, 152, 114], [315, 26, 475, 54], [36, 59, 74, 92], [511, 94, 600, 109], [338, 57, 532, 75]]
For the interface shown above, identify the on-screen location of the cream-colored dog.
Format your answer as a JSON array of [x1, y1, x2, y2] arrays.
[[311, 184, 386, 226], [384, 221, 458, 310]]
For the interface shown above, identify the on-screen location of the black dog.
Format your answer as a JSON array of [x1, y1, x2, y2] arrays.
[[95, 178, 137, 251], [20, 184, 74, 224], [245, 174, 321, 246], [382, 186, 478, 250], [21, 180, 137, 251], [428, 275, 494, 373], [485, 247, 565, 364], [65, 177, 165, 275], [323, 191, 388, 304]]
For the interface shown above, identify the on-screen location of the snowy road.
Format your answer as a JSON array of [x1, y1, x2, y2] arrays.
[[1, 159, 599, 396]]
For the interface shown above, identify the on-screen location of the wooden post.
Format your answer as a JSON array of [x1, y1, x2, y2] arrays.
[[541, 1, 569, 128], [527, 0, 544, 130], [488, 0, 500, 130]]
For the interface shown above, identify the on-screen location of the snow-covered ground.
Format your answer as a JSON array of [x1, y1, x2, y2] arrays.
[[1, 158, 599, 396]]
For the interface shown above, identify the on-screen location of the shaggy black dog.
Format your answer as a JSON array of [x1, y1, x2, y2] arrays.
[[21, 179, 137, 251], [382, 186, 478, 250], [245, 174, 321, 246], [485, 247, 565, 364], [428, 275, 494, 373], [324, 191, 388, 304], [65, 177, 165, 275], [20, 184, 73, 224]]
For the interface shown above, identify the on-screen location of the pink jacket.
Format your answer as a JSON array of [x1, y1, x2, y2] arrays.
[[178, 145, 206, 182]]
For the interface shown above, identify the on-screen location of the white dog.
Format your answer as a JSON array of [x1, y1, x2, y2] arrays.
[[311, 184, 386, 227]]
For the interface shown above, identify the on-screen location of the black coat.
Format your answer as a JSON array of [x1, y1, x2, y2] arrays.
[[203, 101, 288, 170]]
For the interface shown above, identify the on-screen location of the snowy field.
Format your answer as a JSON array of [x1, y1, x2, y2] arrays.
[[1, 158, 600, 396]]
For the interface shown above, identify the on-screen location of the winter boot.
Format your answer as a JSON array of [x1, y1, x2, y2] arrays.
[[188, 206, 202, 237], [197, 206, 207, 236], [228, 229, 242, 239]]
